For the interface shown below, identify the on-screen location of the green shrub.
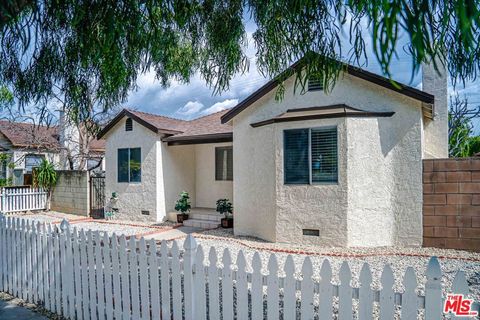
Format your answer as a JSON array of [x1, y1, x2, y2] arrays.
[[174, 191, 191, 214], [216, 199, 233, 219], [34, 159, 57, 190]]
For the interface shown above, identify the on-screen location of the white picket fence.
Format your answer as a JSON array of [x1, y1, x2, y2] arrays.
[[0, 187, 48, 214], [0, 216, 477, 320]]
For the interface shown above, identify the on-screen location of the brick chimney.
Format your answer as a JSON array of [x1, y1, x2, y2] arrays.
[[422, 58, 449, 158]]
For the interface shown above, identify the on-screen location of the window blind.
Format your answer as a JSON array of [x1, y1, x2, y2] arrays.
[[284, 127, 338, 184], [311, 128, 337, 183], [215, 147, 233, 181], [284, 129, 309, 184]]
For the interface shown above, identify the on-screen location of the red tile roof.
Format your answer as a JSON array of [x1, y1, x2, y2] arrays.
[[0, 120, 106, 153], [0, 120, 60, 149], [97, 108, 233, 144]]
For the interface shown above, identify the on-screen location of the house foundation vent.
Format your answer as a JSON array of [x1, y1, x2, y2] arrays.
[[141, 210, 150, 215], [302, 229, 320, 236]]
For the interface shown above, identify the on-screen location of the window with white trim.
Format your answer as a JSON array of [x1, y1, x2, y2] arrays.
[[284, 127, 338, 184]]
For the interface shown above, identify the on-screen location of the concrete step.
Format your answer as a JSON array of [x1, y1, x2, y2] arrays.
[[188, 212, 222, 222], [183, 218, 220, 229]]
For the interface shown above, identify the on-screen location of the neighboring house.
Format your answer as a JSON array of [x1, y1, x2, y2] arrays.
[[0, 120, 106, 186], [99, 59, 447, 247]]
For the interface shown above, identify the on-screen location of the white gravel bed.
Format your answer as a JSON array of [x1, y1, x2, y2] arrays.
[[71, 222, 155, 237], [11, 211, 87, 224], [111, 219, 178, 228], [171, 229, 480, 302], [10, 213, 61, 224]]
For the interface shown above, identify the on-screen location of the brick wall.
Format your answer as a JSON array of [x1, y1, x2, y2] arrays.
[[51, 171, 90, 216], [423, 158, 480, 251]]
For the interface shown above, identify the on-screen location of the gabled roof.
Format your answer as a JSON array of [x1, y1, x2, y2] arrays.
[[0, 120, 105, 154], [97, 109, 186, 138], [250, 104, 395, 128], [0, 120, 60, 149], [221, 59, 435, 124], [97, 108, 233, 145]]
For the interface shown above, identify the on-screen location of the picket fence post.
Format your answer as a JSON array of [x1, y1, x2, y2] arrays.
[[183, 234, 198, 320], [425, 257, 442, 320]]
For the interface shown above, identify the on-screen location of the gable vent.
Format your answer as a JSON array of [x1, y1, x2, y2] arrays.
[[308, 77, 323, 92], [125, 118, 133, 131]]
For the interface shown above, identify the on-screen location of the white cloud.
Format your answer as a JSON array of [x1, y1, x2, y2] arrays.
[[200, 99, 239, 116], [175, 100, 205, 118]]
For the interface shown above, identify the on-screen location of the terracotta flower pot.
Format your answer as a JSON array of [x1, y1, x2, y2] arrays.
[[221, 218, 233, 228], [177, 213, 189, 223]]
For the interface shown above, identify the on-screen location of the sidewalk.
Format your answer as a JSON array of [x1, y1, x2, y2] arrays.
[[0, 299, 49, 320]]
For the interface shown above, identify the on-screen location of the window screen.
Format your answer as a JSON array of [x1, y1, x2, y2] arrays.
[[284, 127, 338, 184], [284, 129, 309, 184], [125, 118, 133, 131], [118, 148, 141, 183], [215, 147, 233, 181], [311, 128, 338, 183]]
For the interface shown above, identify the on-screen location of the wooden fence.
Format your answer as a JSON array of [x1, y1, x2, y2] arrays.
[[0, 216, 477, 320], [0, 187, 48, 214]]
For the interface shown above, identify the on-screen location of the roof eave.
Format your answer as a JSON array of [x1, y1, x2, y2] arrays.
[[163, 132, 233, 146], [221, 59, 435, 124]]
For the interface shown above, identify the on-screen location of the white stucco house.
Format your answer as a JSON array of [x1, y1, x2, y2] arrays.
[[98, 59, 447, 247]]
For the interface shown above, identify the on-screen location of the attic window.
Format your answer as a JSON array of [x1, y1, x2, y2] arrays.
[[308, 76, 323, 92], [125, 118, 133, 131]]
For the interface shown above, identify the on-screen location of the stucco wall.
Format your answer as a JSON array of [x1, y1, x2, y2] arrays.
[[275, 119, 348, 246], [104, 117, 159, 222], [51, 170, 89, 216], [159, 143, 196, 218], [195, 143, 234, 208], [233, 72, 424, 247], [233, 112, 277, 241], [422, 61, 449, 159]]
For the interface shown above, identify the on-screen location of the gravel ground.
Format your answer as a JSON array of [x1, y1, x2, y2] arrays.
[[70, 222, 157, 237], [172, 228, 480, 302], [10, 211, 87, 224]]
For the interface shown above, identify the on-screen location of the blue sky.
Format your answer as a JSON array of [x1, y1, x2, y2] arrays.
[[125, 18, 480, 132]]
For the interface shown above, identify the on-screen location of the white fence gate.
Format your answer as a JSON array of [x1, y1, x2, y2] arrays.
[[0, 216, 477, 320], [0, 187, 48, 214]]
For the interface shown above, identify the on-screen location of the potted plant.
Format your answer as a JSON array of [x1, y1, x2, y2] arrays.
[[216, 199, 233, 228], [174, 191, 191, 223]]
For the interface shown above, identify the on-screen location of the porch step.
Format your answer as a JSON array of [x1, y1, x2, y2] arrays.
[[188, 207, 223, 223], [183, 218, 220, 229]]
